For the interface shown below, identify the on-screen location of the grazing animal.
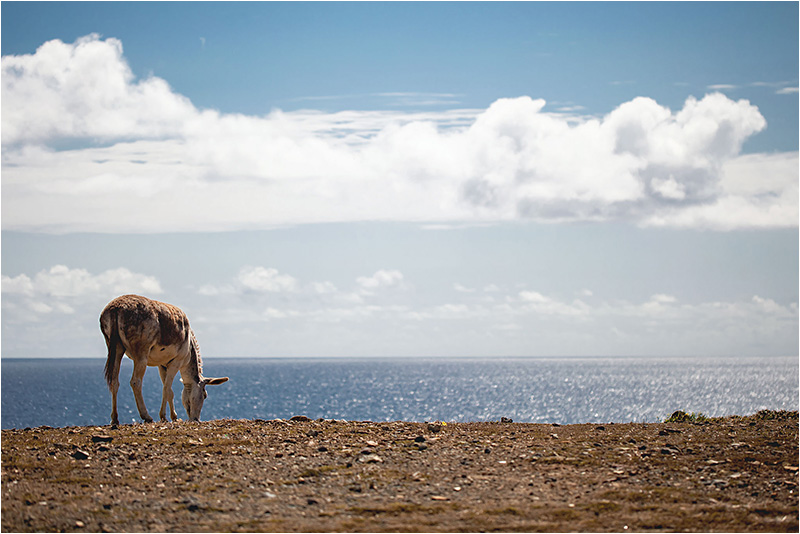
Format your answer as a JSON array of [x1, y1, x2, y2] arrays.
[[100, 294, 228, 425]]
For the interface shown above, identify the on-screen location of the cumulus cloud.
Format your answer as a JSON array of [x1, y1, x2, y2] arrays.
[[2, 265, 161, 298], [2, 34, 795, 232], [198, 266, 298, 296], [2, 265, 162, 321], [356, 270, 405, 293]]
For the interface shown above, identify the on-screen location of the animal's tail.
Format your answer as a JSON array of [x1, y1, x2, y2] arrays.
[[102, 308, 122, 391]]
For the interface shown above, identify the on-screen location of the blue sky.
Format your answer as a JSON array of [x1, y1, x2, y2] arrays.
[[1, 2, 798, 358]]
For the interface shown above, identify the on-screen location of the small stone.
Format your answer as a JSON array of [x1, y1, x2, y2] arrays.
[[595, 426, 606, 431], [91, 435, 113, 443], [417, 444, 428, 451], [290, 415, 310, 422], [427, 423, 442, 433], [307, 498, 318, 505], [431, 495, 449, 501], [358, 453, 383, 464], [500, 417, 513, 423], [75, 521, 85, 528], [366, 440, 379, 447], [317, 446, 328, 452], [72, 450, 90, 460], [414, 436, 426, 443]]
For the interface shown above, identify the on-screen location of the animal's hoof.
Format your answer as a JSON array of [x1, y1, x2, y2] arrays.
[[143, 416, 154, 423]]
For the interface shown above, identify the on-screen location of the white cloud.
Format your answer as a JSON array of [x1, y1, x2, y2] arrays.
[[2, 265, 162, 298], [356, 270, 405, 293], [516, 290, 591, 317], [453, 283, 476, 293], [776, 87, 799, 95], [2, 34, 794, 233], [1, 34, 194, 144], [237, 266, 298, 293], [2, 265, 162, 321], [3, 261, 796, 357]]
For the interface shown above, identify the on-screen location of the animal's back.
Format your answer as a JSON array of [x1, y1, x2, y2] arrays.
[[100, 295, 190, 349]]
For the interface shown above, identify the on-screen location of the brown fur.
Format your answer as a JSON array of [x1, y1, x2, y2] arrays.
[[99, 294, 227, 425]]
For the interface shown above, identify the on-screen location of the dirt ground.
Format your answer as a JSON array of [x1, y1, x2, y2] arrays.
[[2, 411, 797, 532]]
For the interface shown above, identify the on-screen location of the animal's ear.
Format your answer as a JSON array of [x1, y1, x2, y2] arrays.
[[204, 377, 229, 386]]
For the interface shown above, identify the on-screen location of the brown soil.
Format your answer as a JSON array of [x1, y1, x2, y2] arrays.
[[2, 411, 797, 532]]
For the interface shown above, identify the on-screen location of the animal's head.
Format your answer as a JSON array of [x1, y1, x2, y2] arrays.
[[182, 376, 229, 421]]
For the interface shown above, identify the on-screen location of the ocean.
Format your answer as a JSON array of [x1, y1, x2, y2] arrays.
[[1, 356, 797, 429]]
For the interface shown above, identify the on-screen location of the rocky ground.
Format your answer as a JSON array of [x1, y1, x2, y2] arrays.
[[2, 411, 797, 532]]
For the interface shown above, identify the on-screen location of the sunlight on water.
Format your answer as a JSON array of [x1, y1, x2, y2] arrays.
[[2, 356, 797, 428]]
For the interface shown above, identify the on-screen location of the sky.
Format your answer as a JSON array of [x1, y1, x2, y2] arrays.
[[1, 2, 798, 359]]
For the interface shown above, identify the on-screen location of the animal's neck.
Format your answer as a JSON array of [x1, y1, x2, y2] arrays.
[[179, 366, 202, 386]]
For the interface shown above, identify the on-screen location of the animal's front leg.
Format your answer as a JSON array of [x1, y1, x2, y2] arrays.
[[130, 358, 154, 423], [158, 364, 180, 421]]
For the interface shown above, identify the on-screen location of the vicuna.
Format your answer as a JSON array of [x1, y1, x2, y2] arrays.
[[100, 294, 228, 425]]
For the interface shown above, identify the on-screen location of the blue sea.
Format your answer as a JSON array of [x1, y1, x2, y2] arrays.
[[1, 356, 797, 429]]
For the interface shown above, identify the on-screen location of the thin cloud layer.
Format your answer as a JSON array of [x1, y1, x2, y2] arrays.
[[2, 262, 796, 357], [2, 34, 796, 233]]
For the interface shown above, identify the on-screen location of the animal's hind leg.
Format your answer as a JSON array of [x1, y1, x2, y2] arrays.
[[130, 356, 154, 423], [106, 339, 124, 426], [158, 364, 179, 422]]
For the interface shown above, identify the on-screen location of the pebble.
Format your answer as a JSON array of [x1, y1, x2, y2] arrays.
[[500, 417, 513, 423], [75, 521, 85, 528], [71, 450, 90, 460], [414, 436, 426, 443], [290, 415, 310, 422], [358, 453, 383, 464], [91, 435, 113, 443]]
